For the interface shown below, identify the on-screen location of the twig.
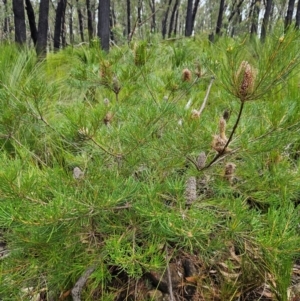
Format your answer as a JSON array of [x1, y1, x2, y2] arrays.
[[204, 101, 245, 169], [165, 245, 175, 301], [192, 76, 215, 118], [71, 266, 96, 301]]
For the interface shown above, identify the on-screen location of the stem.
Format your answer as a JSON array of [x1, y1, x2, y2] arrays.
[[204, 100, 245, 169], [196, 76, 215, 117]]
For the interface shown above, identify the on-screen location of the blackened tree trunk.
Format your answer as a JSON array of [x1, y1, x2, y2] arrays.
[[296, 0, 300, 29], [162, 0, 173, 39], [185, 0, 193, 36], [261, 0, 273, 42], [13, 0, 26, 44], [250, 0, 260, 36], [127, 0, 131, 39], [36, 0, 49, 57], [54, 0, 67, 50], [148, 0, 156, 32], [191, 0, 200, 32], [25, 0, 38, 45], [86, 0, 93, 41], [98, 0, 110, 51], [168, 0, 179, 37], [76, 0, 84, 42], [216, 0, 226, 36], [284, 0, 296, 32]]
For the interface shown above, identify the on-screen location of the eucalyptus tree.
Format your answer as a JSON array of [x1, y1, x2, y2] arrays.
[[25, 0, 37, 45], [296, 0, 300, 28], [12, 0, 26, 44], [216, 0, 226, 36], [54, 0, 67, 50], [98, 0, 110, 51], [261, 0, 273, 42], [36, 0, 50, 57], [284, 0, 296, 32]]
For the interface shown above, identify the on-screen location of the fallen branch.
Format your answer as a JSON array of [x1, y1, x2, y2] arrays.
[[71, 266, 96, 301]]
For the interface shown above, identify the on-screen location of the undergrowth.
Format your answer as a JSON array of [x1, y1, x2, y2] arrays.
[[0, 30, 300, 300]]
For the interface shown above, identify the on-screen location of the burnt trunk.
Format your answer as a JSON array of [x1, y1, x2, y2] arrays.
[[284, 0, 296, 32], [86, 0, 93, 41], [127, 0, 131, 39], [191, 0, 200, 32], [54, 0, 67, 50], [216, 0, 226, 36], [296, 0, 300, 29], [76, 0, 84, 42], [36, 0, 50, 57], [185, 0, 193, 36], [25, 0, 37, 45], [250, 0, 260, 36], [13, 0, 26, 44], [98, 0, 110, 51], [162, 0, 173, 39], [168, 0, 179, 37], [261, 0, 273, 42], [148, 0, 156, 32]]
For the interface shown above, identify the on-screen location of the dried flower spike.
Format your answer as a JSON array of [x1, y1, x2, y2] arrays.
[[212, 116, 230, 154], [224, 162, 236, 183], [182, 68, 192, 82], [236, 61, 257, 101]]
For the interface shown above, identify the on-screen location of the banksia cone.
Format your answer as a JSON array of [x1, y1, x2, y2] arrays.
[[224, 162, 236, 184], [212, 117, 230, 154], [77, 127, 90, 141], [182, 68, 192, 82], [104, 111, 114, 125], [236, 61, 256, 101], [185, 176, 197, 204]]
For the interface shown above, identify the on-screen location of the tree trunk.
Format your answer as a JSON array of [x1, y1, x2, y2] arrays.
[[216, 0, 226, 36], [168, 0, 179, 37], [191, 0, 200, 32], [76, 0, 84, 42], [174, 8, 179, 36], [36, 0, 49, 57], [296, 0, 300, 29], [162, 0, 173, 39], [137, 0, 142, 25], [127, 0, 131, 39], [148, 0, 156, 32], [86, 0, 93, 41], [69, 3, 74, 44], [250, 0, 260, 36], [98, 0, 110, 51], [25, 0, 38, 46], [185, 0, 193, 36], [261, 0, 273, 42], [54, 0, 67, 50], [284, 0, 296, 32], [13, 0, 26, 44], [3, 0, 11, 37]]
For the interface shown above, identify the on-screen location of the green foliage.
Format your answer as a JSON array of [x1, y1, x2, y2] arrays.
[[0, 31, 300, 300]]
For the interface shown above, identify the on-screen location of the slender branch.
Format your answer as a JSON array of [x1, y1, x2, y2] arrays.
[[192, 76, 215, 117], [165, 245, 175, 301], [204, 101, 245, 169], [71, 266, 96, 301]]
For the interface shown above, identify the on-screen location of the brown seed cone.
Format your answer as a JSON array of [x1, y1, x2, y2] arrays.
[[182, 68, 192, 82]]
